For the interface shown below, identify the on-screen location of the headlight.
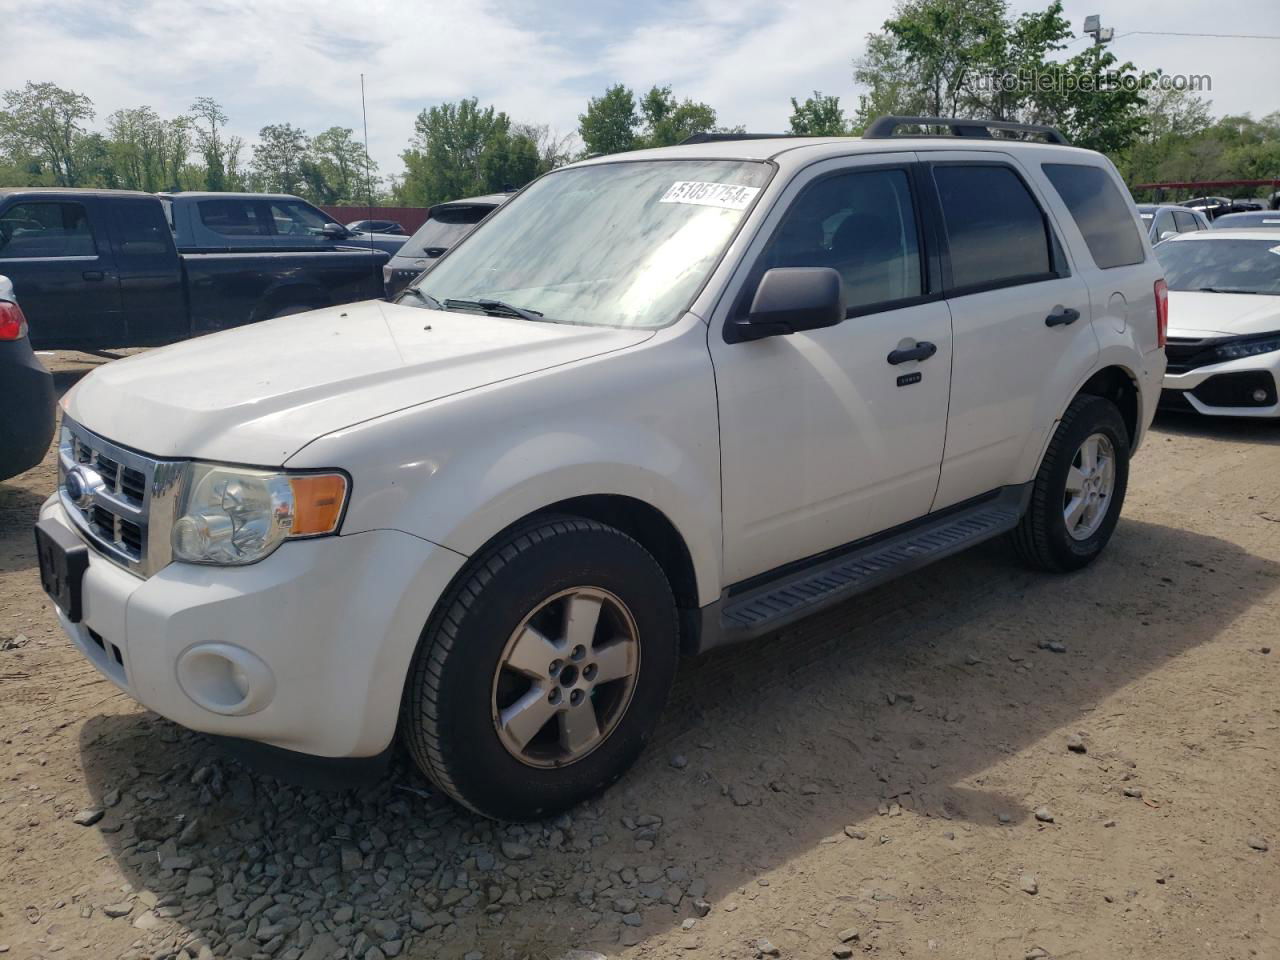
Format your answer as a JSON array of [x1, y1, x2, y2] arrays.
[[172, 464, 348, 565], [1211, 335, 1280, 362]]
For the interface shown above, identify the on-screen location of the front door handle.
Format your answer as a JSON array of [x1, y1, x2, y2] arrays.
[[1045, 306, 1080, 327], [887, 341, 938, 365], [82, 270, 105, 281]]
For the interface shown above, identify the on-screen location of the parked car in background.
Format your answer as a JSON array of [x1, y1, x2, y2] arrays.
[[1210, 211, 1280, 231], [0, 275, 55, 481], [1135, 203, 1209, 243], [0, 189, 387, 350], [382, 193, 509, 298], [36, 119, 1164, 820], [1183, 196, 1265, 220], [1156, 231, 1280, 417], [346, 219, 405, 235]]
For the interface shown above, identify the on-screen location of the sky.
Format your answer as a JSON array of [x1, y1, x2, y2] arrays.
[[1, 0, 1278, 181]]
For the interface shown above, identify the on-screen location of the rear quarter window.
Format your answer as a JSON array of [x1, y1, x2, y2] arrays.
[[1042, 163, 1146, 269]]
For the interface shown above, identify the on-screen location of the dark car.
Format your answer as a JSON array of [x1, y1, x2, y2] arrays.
[[0, 189, 388, 350], [1183, 196, 1265, 220], [346, 219, 405, 235], [1210, 211, 1280, 230], [382, 193, 510, 299], [0, 275, 56, 481], [1135, 204, 1209, 244]]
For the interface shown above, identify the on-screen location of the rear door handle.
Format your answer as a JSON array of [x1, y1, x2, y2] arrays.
[[82, 270, 105, 281], [1045, 306, 1080, 327], [887, 341, 938, 365]]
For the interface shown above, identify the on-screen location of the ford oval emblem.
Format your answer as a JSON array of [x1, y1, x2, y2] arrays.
[[65, 465, 103, 508]]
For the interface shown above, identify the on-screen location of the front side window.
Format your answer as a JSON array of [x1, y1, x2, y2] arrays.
[[1042, 163, 1146, 268], [410, 159, 772, 329], [1155, 239, 1280, 295], [199, 199, 269, 237], [269, 200, 330, 237], [1173, 211, 1199, 233], [760, 168, 922, 312], [0, 202, 96, 258], [933, 165, 1053, 290]]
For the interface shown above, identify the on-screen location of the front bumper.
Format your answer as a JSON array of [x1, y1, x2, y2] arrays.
[[40, 496, 465, 758], [1161, 353, 1280, 418]]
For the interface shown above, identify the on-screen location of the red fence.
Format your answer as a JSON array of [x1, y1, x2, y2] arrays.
[[319, 205, 430, 233]]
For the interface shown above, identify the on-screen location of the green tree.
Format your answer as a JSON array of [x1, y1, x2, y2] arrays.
[[578, 84, 638, 156], [789, 92, 850, 136], [399, 99, 539, 206], [252, 123, 309, 194], [309, 126, 375, 204], [637, 85, 718, 146], [105, 105, 166, 191], [190, 97, 244, 191], [1, 81, 95, 185]]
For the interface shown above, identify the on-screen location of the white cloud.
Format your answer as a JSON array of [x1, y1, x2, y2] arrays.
[[1, 0, 1276, 181]]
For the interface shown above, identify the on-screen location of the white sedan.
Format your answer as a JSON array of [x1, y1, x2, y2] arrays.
[[1155, 230, 1280, 417]]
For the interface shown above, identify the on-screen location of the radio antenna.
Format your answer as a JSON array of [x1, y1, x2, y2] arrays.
[[360, 73, 375, 254]]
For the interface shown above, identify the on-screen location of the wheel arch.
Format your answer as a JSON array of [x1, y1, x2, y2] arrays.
[[1076, 364, 1141, 450]]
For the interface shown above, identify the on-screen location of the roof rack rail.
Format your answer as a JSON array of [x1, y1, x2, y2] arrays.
[[863, 116, 1070, 146], [679, 132, 798, 145]]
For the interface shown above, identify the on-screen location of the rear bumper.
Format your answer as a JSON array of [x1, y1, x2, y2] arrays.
[[0, 339, 56, 481]]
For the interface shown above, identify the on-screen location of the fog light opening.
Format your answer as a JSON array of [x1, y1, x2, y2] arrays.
[[176, 643, 275, 716], [1252, 388, 1269, 404]]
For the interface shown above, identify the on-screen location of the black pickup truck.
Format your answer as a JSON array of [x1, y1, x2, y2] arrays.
[[0, 188, 389, 350]]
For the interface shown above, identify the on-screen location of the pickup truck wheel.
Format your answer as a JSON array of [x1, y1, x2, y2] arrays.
[[401, 517, 679, 820], [1012, 394, 1130, 572]]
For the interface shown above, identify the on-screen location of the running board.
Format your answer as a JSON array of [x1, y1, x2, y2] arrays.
[[702, 485, 1030, 650]]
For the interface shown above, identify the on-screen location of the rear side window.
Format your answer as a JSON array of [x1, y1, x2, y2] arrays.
[[198, 199, 270, 237], [1042, 163, 1146, 268], [0, 201, 97, 258], [933, 165, 1053, 290]]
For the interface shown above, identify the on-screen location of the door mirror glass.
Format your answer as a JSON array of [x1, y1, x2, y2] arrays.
[[734, 267, 845, 341]]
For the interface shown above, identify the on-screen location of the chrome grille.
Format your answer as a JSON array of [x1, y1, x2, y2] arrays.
[[58, 419, 185, 578]]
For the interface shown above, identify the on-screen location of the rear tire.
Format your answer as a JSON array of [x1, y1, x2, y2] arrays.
[[1013, 395, 1130, 572], [401, 516, 679, 820]]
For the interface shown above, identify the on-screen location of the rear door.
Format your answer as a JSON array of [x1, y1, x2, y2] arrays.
[[104, 197, 188, 345], [0, 196, 124, 348], [922, 153, 1095, 510]]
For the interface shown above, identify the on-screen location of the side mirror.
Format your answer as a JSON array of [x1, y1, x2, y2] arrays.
[[1157, 230, 1177, 242], [321, 222, 349, 239], [730, 267, 846, 342]]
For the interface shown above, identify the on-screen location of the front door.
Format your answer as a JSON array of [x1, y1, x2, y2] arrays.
[[709, 155, 954, 585]]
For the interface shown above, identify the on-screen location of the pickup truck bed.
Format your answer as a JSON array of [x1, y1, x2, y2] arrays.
[[0, 189, 389, 350]]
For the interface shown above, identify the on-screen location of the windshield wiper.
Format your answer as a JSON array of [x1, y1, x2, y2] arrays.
[[1198, 287, 1262, 295], [399, 286, 444, 309], [444, 298, 551, 323]]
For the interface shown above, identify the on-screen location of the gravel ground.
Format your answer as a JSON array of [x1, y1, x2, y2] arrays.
[[1, 352, 1277, 960]]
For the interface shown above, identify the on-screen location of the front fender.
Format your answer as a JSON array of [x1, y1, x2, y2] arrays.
[[287, 325, 724, 605]]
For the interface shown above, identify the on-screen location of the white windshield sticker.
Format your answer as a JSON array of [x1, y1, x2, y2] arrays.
[[660, 181, 760, 210]]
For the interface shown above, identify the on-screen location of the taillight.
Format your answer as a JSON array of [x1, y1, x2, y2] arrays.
[[1154, 278, 1168, 349], [0, 300, 27, 341]]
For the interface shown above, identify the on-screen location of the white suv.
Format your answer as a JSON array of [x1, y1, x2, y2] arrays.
[[36, 118, 1166, 820]]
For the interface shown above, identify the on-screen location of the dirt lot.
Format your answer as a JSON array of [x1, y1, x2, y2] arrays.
[[1, 353, 1277, 960]]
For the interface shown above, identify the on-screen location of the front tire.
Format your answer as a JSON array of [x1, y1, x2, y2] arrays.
[[1013, 395, 1130, 572], [401, 517, 679, 820]]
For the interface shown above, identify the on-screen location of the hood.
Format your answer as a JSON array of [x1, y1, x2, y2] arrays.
[[1167, 290, 1280, 339], [64, 300, 652, 465]]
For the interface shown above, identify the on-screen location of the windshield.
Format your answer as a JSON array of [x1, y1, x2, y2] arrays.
[[407, 159, 772, 328], [399, 205, 496, 257], [1156, 239, 1280, 294]]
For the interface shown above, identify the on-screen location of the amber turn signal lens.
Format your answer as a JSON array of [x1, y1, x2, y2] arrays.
[[289, 474, 348, 536]]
